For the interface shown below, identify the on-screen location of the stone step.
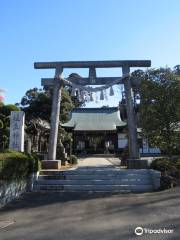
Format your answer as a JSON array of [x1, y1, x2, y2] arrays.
[[33, 184, 153, 192], [39, 169, 150, 176], [33, 169, 160, 193], [35, 178, 152, 185], [38, 174, 151, 180], [39, 174, 150, 180]]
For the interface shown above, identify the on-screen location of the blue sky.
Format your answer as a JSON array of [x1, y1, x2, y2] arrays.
[[0, 0, 180, 106]]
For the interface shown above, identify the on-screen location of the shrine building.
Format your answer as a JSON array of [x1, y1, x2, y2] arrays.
[[63, 107, 128, 154], [62, 107, 161, 155]]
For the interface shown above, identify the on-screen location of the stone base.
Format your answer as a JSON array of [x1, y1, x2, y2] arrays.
[[41, 160, 61, 170], [127, 159, 148, 169]]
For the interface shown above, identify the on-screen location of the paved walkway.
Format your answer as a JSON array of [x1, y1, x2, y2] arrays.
[[77, 156, 118, 167], [0, 187, 180, 240]]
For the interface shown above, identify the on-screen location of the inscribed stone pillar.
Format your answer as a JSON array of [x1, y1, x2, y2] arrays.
[[9, 111, 25, 152]]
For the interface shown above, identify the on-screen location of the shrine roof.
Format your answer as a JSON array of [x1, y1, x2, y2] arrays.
[[62, 107, 126, 131]]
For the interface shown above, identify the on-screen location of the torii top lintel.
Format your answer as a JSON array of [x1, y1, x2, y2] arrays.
[[34, 60, 151, 69]]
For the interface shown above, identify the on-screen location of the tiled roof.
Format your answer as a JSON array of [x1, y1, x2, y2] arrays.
[[62, 107, 126, 131]]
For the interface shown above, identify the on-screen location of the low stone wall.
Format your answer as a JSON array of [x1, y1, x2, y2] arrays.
[[0, 179, 27, 208], [0, 173, 39, 208]]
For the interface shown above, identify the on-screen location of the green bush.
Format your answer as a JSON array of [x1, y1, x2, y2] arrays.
[[175, 161, 180, 170], [27, 153, 41, 173], [69, 155, 78, 165], [150, 158, 171, 171], [172, 157, 180, 169], [0, 150, 41, 180], [150, 157, 180, 178]]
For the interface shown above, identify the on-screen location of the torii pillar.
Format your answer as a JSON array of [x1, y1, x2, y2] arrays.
[[42, 67, 63, 169], [122, 66, 145, 168]]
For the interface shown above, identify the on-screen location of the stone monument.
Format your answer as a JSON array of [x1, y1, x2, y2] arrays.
[[9, 111, 25, 152]]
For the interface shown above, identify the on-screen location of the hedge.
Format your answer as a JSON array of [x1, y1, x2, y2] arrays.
[[69, 155, 78, 165], [150, 157, 180, 178], [0, 150, 41, 181]]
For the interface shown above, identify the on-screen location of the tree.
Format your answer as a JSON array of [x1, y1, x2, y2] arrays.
[[139, 68, 180, 157], [0, 104, 20, 150], [19, 86, 81, 154], [19, 88, 52, 122], [174, 65, 180, 75], [19, 87, 77, 123]]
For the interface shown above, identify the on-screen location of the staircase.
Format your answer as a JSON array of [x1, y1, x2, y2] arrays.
[[33, 168, 160, 193]]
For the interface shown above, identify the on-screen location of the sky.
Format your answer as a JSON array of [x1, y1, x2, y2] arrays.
[[0, 0, 180, 107]]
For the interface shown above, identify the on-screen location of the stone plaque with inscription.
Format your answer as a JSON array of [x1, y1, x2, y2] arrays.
[[9, 111, 25, 152]]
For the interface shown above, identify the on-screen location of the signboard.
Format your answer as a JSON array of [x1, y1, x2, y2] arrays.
[[9, 111, 25, 152], [118, 134, 128, 149]]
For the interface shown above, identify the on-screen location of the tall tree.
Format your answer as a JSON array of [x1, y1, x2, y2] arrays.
[[174, 65, 180, 75], [19, 87, 79, 123], [139, 68, 180, 156], [18, 86, 81, 153]]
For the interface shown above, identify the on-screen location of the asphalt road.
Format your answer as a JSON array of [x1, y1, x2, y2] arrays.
[[0, 187, 180, 240]]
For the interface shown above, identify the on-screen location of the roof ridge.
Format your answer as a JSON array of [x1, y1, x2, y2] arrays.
[[72, 107, 119, 113]]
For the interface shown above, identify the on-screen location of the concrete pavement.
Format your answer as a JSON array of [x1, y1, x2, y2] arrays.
[[0, 187, 180, 240], [77, 156, 117, 167]]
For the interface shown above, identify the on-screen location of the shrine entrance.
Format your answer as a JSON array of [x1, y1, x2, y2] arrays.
[[87, 136, 114, 154], [34, 60, 151, 169], [74, 132, 116, 155], [62, 107, 125, 155], [86, 135, 105, 154]]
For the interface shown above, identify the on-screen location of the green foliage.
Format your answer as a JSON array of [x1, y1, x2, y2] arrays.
[[0, 151, 41, 180], [140, 68, 180, 156], [60, 89, 74, 123], [174, 65, 180, 74], [0, 104, 20, 150], [19, 87, 76, 153], [0, 119, 3, 129], [27, 153, 41, 173], [150, 158, 171, 171], [150, 157, 180, 178], [19, 87, 74, 123], [58, 126, 72, 143], [20, 88, 52, 122], [172, 157, 180, 169], [69, 155, 78, 165], [0, 104, 20, 116]]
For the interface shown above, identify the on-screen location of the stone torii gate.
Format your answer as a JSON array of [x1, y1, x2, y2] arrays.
[[34, 60, 151, 169]]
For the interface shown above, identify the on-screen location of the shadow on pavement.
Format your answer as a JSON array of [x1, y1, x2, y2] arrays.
[[0, 186, 180, 215]]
